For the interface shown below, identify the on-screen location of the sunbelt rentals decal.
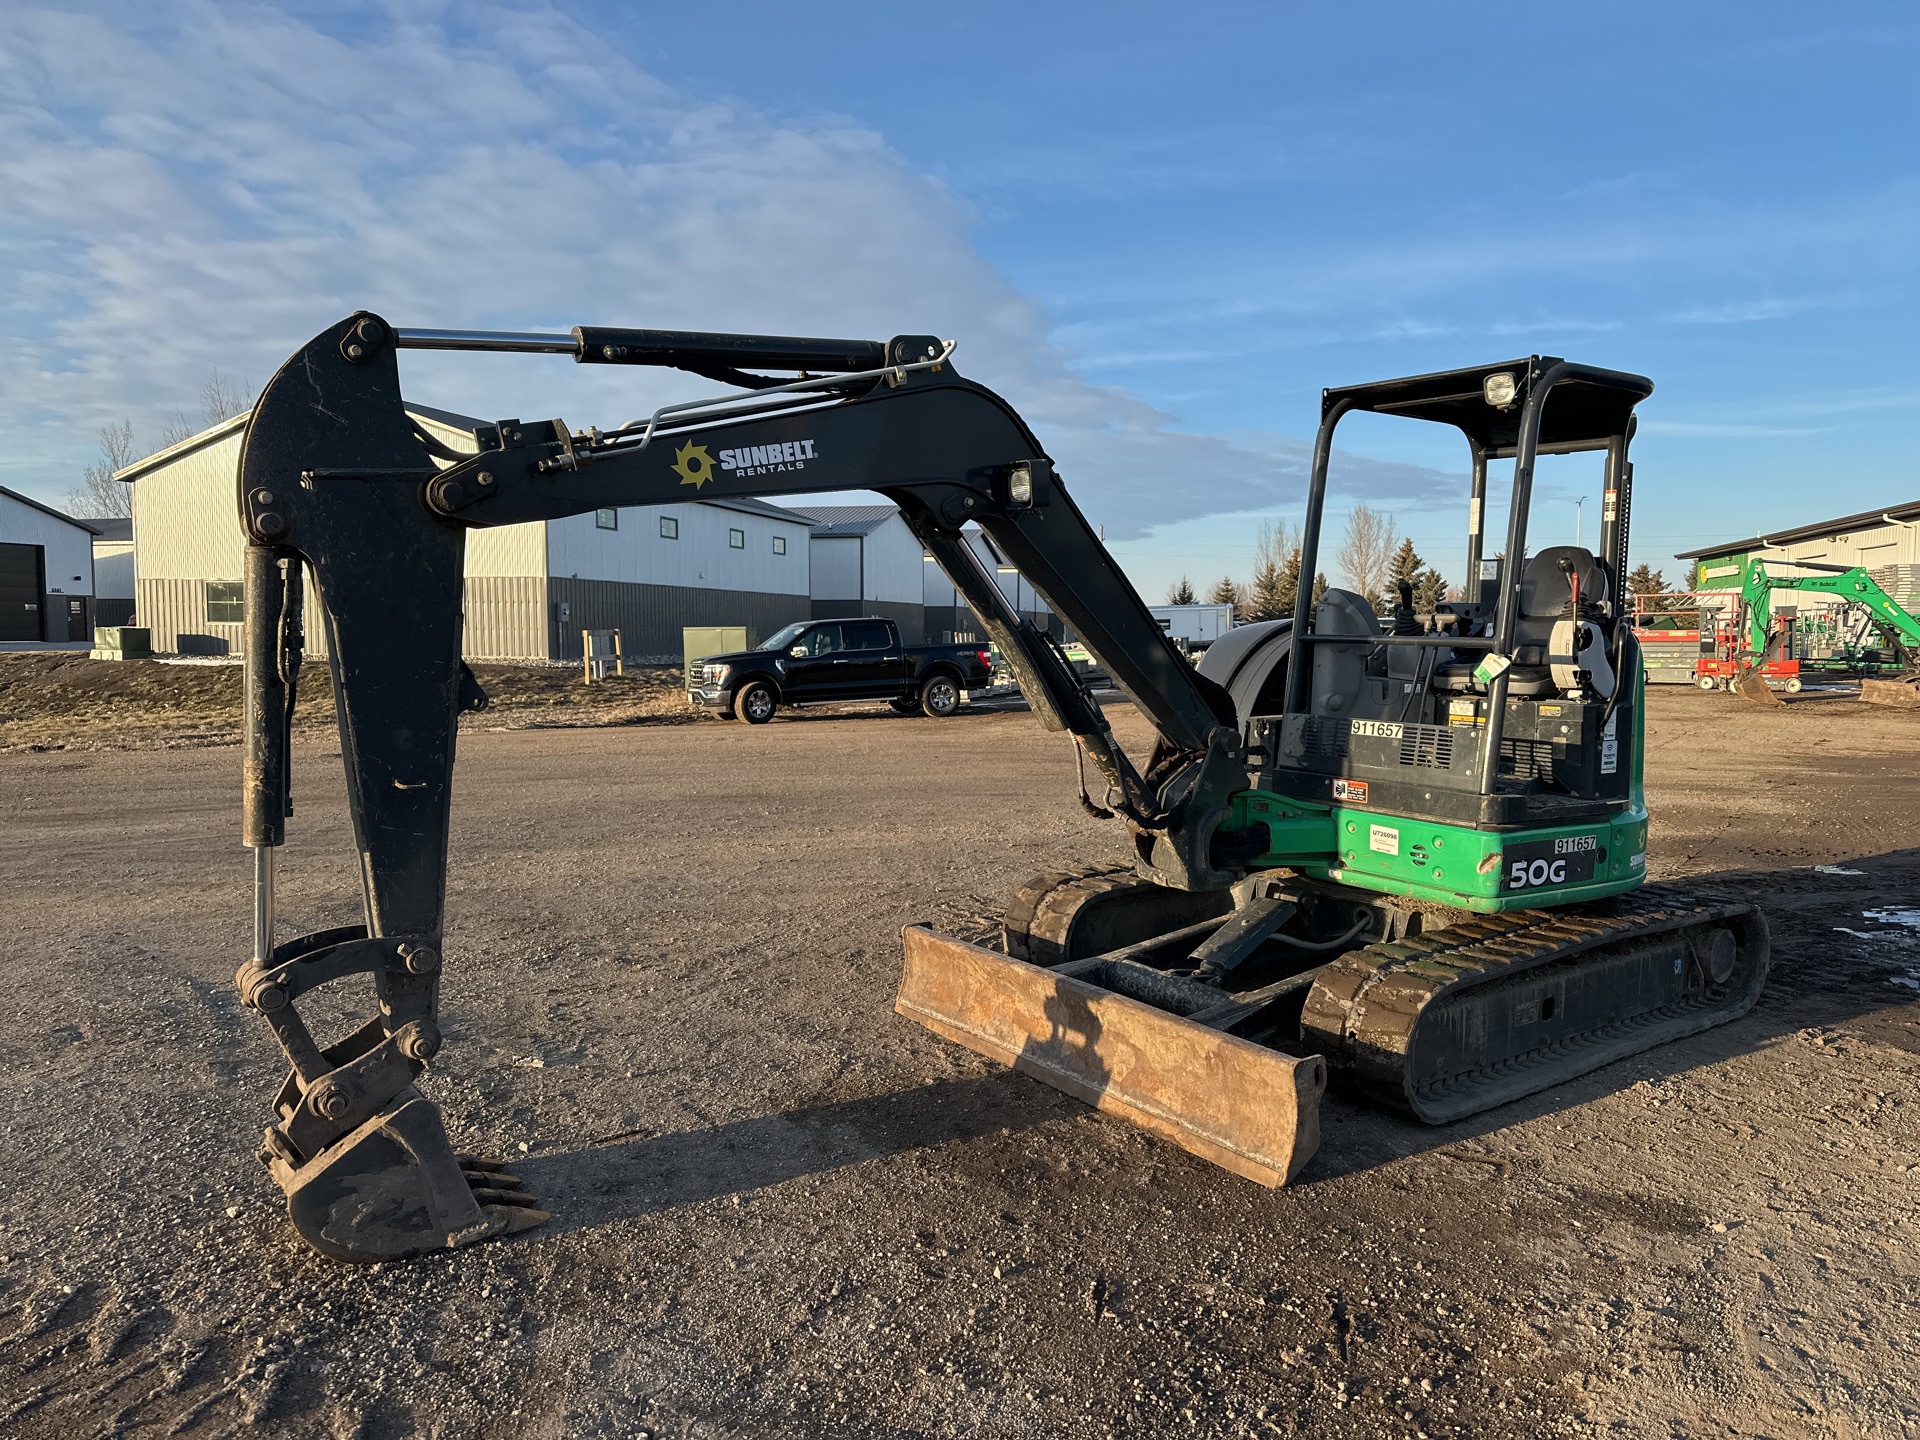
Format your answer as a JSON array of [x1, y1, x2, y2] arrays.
[[671, 438, 820, 488]]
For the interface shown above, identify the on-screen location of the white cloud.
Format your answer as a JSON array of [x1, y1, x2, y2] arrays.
[[0, 2, 1449, 539]]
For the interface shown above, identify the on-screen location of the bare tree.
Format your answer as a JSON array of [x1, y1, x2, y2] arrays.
[[158, 411, 200, 449], [1335, 505, 1397, 605], [202, 368, 255, 425], [66, 419, 139, 518], [62, 368, 257, 519]]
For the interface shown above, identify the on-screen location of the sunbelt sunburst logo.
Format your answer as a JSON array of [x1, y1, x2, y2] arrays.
[[672, 442, 715, 488]]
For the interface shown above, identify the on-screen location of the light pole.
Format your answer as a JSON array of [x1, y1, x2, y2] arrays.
[[1576, 495, 1586, 550]]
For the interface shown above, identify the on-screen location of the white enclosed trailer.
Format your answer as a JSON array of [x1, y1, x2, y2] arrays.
[[1147, 602, 1235, 649]]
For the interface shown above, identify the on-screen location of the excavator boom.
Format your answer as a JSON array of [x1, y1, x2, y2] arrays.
[[233, 313, 1274, 1260]]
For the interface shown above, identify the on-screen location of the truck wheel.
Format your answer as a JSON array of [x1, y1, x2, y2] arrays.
[[920, 674, 961, 718], [1696, 676, 1718, 691], [1786, 677, 1803, 693], [736, 682, 778, 724]]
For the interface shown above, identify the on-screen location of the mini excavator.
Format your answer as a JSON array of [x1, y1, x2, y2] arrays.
[[234, 316, 1769, 1261]]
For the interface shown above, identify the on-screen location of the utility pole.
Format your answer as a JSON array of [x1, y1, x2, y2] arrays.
[[1576, 495, 1586, 549]]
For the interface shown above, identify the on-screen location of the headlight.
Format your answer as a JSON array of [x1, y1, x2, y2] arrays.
[[710, 663, 730, 684], [1482, 371, 1518, 408], [1008, 462, 1033, 507]]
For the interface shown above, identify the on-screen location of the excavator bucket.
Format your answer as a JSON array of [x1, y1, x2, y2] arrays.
[[1731, 666, 1785, 706], [896, 925, 1326, 1186], [266, 1087, 549, 1264]]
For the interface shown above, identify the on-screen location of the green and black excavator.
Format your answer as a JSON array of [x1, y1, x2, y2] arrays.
[[233, 320, 1768, 1261], [1727, 557, 1920, 707]]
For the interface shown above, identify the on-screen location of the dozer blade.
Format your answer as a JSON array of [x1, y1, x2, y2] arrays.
[[896, 925, 1326, 1187], [1861, 676, 1920, 708], [267, 1087, 549, 1264], [1731, 666, 1785, 705]]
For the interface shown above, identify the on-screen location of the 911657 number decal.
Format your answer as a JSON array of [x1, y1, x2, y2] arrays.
[[1498, 835, 1599, 892]]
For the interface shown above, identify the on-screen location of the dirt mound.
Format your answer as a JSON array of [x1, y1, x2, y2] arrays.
[[0, 654, 704, 752]]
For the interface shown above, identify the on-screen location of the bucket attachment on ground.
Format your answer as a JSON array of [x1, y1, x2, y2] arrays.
[[1731, 665, 1785, 705], [267, 1088, 549, 1263], [896, 925, 1326, 1187]]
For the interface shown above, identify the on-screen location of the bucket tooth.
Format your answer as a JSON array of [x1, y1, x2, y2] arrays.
[[897, 925, 1325, 1187]]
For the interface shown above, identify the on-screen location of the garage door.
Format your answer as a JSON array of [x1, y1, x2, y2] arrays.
[[0, 543, 43, 641]]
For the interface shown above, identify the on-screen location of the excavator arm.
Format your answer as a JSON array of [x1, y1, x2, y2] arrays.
[[234, 312, 1251, 1261], [1740, 558, 1920, 661]]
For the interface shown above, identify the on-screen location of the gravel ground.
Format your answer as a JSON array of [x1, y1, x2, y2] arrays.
[[1, 686, 1916, 1438]]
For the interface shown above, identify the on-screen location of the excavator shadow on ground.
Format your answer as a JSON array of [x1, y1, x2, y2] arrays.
[[516, 850, 1920, 1228]]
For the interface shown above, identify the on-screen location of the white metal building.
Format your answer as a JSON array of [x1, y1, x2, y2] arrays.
[[0, 486, 99, 648], [90, 518, 135, 628], [792, 505, 928, 638], [1676, 499, 1920, 581], [117, 406, 815, 661], [921, 523, 1058, 642], [789, 505, 1057, 643]]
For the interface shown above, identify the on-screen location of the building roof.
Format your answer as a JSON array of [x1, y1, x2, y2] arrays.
[[697, 495, 814, 525], [111, 403, 493, 483], [0, 485, 100, 535], [112, 403, 813, 533], [88, 517, 133, 541], [1675, 499, 1920, 561], [112, 412, 250, 483], [790, 504, 900, 538]]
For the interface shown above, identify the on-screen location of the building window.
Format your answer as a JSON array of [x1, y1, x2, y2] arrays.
[[596, 508, 618, 531], [660, 516, 679, 540], [206, 580, 245, 623], [729, 528, 746, 549], [772, 535, 787, 555]]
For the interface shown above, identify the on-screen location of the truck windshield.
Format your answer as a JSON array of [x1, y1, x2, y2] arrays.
[[759, 623, 809, 651]]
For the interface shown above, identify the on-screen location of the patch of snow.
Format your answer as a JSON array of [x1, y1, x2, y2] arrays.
[[1812, 865, 1867, 876], [1863, 907, 1920, 931]]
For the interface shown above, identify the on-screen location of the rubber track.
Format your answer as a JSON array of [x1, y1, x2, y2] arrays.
[[1004, 866, 1139, 966], [1300, 884, 1769, 1123]]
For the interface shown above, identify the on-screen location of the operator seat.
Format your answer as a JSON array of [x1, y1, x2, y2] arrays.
[[1508, 546, 1610, 697], [1434, 546, 1610, 698]]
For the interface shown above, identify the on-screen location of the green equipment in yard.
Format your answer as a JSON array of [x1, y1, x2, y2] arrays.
[[1739, 558, 1920, 666], [1730, 558, 1920, 705]]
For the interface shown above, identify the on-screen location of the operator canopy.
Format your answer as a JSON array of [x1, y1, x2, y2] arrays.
[[1323, 356, 1653, 455]]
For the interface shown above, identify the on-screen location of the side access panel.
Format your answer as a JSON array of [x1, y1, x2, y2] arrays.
[[897, 925, 1325, 1186]]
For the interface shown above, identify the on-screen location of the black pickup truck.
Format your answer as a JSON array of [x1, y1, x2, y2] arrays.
[[687, 617, 995, 723]]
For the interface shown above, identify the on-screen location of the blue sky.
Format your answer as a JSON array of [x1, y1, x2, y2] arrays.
[[3, 2, 1915, 599]]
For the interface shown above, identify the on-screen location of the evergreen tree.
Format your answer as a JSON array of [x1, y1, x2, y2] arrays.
[[1276, 545, 1302, 617], [1248, 557, 1286, 621], [1206, 576, 1242, 608], [1379, 537, 1449, 615], [1312, 572, 1329, 605], [1383, 538, 1421, 611], [1626, 562, 1694, 622], [1247, 520, 1296, 621], [1166, 575, 1197, 605]]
